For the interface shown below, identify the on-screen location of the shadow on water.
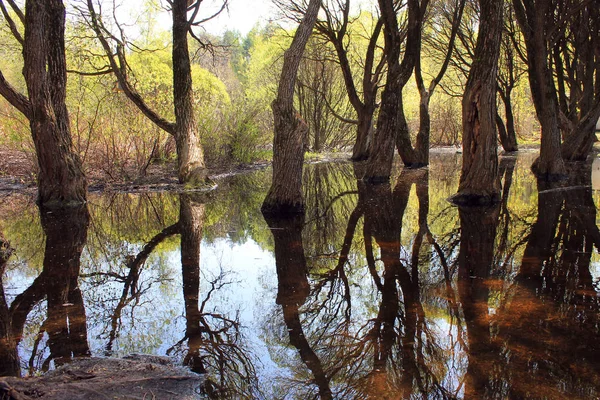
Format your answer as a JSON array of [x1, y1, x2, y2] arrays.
[[1, 152, 600, 398]]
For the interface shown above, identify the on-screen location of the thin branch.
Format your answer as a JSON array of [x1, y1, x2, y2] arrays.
[[0, 0, 23, 44], [66, 68, 114, 77]]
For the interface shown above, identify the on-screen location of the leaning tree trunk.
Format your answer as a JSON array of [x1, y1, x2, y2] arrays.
[[452, 0, 503, 205], [262, 0, 321, 215], [172, 0, 207, 185], [23, 0, 87, 206], [412, 93, 432, 166]]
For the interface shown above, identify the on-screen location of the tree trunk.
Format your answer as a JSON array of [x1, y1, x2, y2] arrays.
[[497, 92, 519, 152], [502, 94, 519, 151], [22, 0, 87, 206], [413, 94, 431, 166], [351, 109, 373, 161], [394, 94, 419, 167], [451, 0, 503, 205], [262, 0, 321, 215], [365, 82, 404, 182], [172, 0, 207, 185], [496, 113, 510, 151]]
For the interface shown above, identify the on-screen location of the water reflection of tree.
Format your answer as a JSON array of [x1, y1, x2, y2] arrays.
[[86, 193, 258, 396], [493, 164, 600, 399], [0, 233, 18, 376], [303, 163, 358, 264], [266, 168, 457, 398], [459, 161, 600, 399], [169, 194, 257, 398], [266, 212, 334, 399], [1, 206, 91, 375]]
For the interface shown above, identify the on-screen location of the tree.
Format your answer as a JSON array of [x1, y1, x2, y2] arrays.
[[434, 0, 523, 153], [0, 0, 87, 206], [363, 0, 426, 181], [409, 0, 466, 166], [451, 0, 503, 205], [554, 1, 600, 161], [314, 4, 385, 161], [84, 0, 228, 186], [295, 39, 355, 152], [495, 2, 524, 152], [512, 0, 566, 177], [262, 0, 322, 215]]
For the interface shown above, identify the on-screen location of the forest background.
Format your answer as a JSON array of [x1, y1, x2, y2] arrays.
[[0, 0, 538, 184]]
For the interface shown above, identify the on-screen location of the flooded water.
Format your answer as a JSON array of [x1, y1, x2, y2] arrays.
[[1, 150, 600, 399]]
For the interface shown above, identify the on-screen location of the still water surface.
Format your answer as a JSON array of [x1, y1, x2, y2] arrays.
[[1, 150, 600, 399]]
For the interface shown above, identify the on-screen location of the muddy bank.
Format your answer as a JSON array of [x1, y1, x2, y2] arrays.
[[0, 356, 205, 400]]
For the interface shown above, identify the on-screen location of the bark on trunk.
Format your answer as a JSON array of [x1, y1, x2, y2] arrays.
[[262, 0, 321, 215], [502, 95, 519, 152], [172, 0, 207, 185], [351, 109, 374, 161], [451, 0, 503, 205], [365, 84, 404, 182], [497, 94, 519, 152], [22, 0, 87, 206], [413, 95, 431, 166]]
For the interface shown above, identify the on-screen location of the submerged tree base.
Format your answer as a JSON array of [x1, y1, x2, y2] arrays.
[[531, 156, 567, 182], [448, 191, 501, 207], [261, 200, 305, 218], [183, 175, 218, 191], [403, 162, 428, 169]]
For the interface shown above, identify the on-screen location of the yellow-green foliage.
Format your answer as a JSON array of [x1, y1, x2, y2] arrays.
[[0, 1, 543, 180]]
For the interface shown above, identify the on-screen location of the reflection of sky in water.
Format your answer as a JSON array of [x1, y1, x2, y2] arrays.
[[3, 151, 600, 398]]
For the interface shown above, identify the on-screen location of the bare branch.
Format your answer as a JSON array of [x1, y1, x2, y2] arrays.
[[0, 0, 23, 44], [66, 68, 114, 77], [82, 0, 176, 135], [5, 0, 24, 24], [0, 69, 32, 120]]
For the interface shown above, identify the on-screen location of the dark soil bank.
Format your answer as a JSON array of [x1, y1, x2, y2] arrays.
[[0, 356, 205, 400]]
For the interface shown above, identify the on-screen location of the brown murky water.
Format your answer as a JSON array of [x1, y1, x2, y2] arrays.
[[1, 149, 600, 399]]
